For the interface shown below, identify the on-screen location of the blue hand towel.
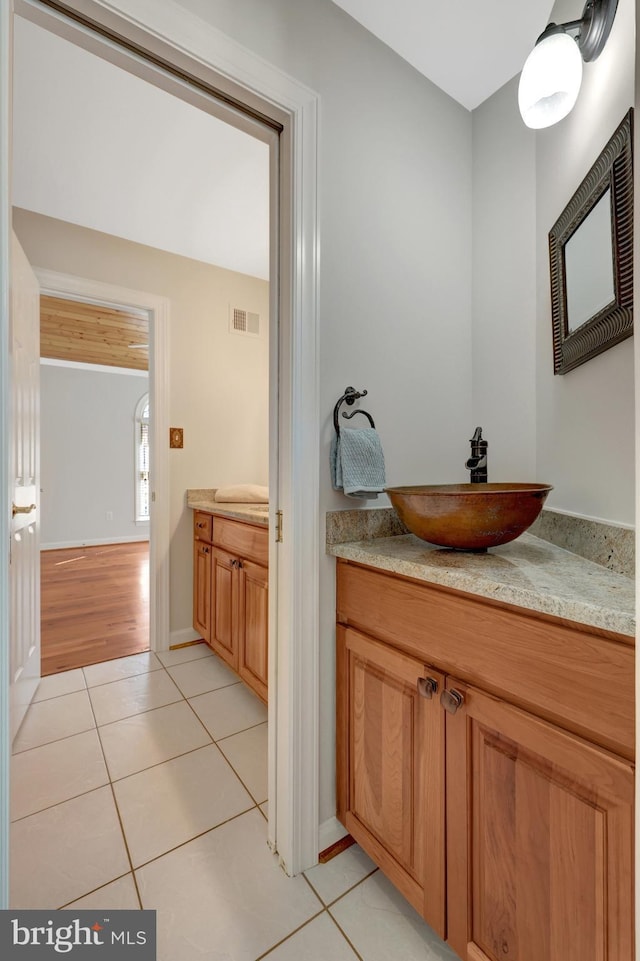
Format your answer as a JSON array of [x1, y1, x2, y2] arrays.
[[330, 426, 386, 498]]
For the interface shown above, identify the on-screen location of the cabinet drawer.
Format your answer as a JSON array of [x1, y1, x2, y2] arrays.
[[337, 560, 634, 760], [213, 516, 268, 566], [193, 511, 213, 543]]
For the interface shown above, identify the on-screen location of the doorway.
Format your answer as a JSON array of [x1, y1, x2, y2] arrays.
[[2, 0, 320, 899], [38, 294, 151, 675], [10, 17, 274, 910], [33, 267, 171, 667]]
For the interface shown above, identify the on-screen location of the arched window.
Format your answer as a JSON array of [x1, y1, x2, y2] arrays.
[[135, 394, 150, 523]]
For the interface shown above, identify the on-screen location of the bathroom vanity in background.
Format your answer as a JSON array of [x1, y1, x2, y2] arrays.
[[332, 533, 635, 961], [191, 499, 268, 703]]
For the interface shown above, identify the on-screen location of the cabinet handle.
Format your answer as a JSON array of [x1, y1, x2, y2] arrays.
[[440, 689, 464, 715], [202, 546, 209, 554], [237, 560, 243, 570], [417, 676, 438, 699]]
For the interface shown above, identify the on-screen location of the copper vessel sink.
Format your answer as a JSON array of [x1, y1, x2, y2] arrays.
[[386, 483, 553, 551]]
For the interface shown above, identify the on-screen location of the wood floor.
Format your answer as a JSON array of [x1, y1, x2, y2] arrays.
[[40, 541, 150, 676]]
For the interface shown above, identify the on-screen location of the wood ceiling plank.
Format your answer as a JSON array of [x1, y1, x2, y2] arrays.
[[41, 327, 147, 348], [40, 295, 149, 371], [41, 318, 148, 340], [40, 295, 146, 321], [42, 313, 147, 337]]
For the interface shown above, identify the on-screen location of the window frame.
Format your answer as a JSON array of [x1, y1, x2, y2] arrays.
[[134, 392, 150, 525]]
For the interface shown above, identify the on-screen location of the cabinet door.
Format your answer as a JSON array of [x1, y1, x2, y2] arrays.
[[336, 625, 446, 936], [210, 547, 238, 670], [192, 540, 211, 643], [238, 559, 268, 703], [445, 680, 634, 961]]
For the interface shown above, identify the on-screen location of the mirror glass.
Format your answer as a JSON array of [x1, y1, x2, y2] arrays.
[[564, 189, 615, 331]]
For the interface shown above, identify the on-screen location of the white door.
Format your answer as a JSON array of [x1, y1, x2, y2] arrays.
[[9, 231, 40, 741]]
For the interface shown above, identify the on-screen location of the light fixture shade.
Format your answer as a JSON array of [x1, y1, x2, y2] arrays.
[[518, 32, 583, 129]]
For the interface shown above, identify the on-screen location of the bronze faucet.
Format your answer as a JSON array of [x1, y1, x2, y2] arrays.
[[465, 427, 488, 483]]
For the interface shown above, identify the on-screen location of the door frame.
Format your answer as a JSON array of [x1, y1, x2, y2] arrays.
[[35, 270, 170, 652], [0, 0, 13, 912], [1, 0, 320, 902]]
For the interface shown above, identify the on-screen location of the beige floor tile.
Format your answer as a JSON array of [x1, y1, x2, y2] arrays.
[[262, 913, 359, 960], [83, 652, 162, 688], [218, 722, 268, 803], [330, 871, 458, 961], [64, 874, 140, 910], [189, 682, 267, 741], [156, 644, 213, 668], [99, 701, 211, 781], [11, 729, 108, 821], [114, 744, 253, 866], [10, 786, 130, 909], [89, 670, 182, 726], [136, 809, 321, 961], [304, 844, 377, 905], [166, 655, 239, 698], [12, 690, 95, 753], [33, 668, 86, 702]]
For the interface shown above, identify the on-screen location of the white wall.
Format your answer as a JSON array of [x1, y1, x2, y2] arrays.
[[13, 16, 270, 280], [173, 0, 474, 484], [470, 0, 635, 526], [173, 0, 475, 831], [14, 209, 270, 638], [40, 362, 149, 548], [471, 78, 537, 480], [535, 0, 635, 524]]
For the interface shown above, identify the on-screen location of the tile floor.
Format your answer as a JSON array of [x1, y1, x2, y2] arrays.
[[11, 644, 457, 961]]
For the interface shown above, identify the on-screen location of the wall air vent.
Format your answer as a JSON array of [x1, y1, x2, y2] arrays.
[[230, 306, 260, 337]]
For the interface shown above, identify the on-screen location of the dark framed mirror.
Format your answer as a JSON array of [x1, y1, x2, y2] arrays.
[[549, 109, 633, 375]]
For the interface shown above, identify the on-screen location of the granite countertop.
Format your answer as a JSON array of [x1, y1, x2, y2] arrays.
[[329, 532, 635, 638], [187, 490, 269, 527]]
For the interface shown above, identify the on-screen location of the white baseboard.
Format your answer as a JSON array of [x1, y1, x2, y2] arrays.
[[41, 535, 149, 551], [318, 816, 349, 854], [169, 628, 201, 648]]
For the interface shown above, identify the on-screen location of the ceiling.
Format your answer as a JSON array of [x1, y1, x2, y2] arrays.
[[331, 0, 556, 110], [12, 16, 270, 280], [40, 297, 149, 371]]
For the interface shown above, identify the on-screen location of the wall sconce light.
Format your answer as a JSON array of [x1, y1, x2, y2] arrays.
[[518, 0, 618, 129]]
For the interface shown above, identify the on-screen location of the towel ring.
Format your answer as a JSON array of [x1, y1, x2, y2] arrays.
[[342, 408, 375, 428], [333, 386, 375, 434]]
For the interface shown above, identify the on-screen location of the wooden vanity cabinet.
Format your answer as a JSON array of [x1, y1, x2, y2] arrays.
[[193, 511, 268, 703], [336, 559, 635, 961]]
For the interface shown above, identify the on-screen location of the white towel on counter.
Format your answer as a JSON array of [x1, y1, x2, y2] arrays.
[[331, 427, 386, 498], [214, 484, 269, 503]]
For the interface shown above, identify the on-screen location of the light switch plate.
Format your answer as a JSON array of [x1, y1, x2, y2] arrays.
[[169, 427, 184, 449]]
